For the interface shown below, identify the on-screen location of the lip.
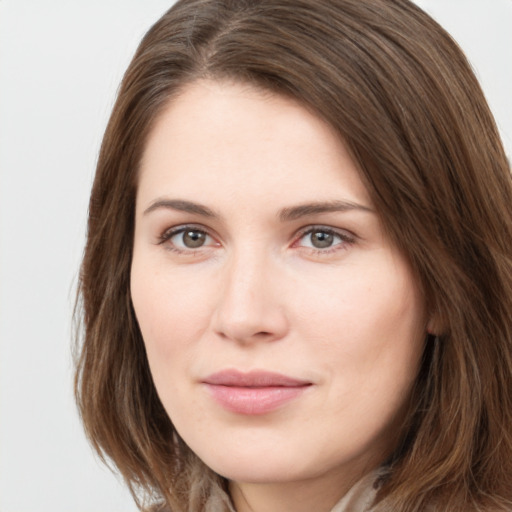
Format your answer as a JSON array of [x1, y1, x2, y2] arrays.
[[202, 369, 312, 415]]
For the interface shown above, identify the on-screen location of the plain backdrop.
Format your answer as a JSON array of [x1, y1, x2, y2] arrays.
[[0, 1, 510, 511]]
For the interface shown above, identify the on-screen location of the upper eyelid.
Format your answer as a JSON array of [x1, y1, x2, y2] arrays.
[[295, 224, 356, 239], [160, 223, 354, 234], [158, 224, 216, 246], [161, 223, 212, 237], [158, 225, 219, 254]]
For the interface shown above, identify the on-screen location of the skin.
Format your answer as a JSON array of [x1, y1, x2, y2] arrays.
[[131, 80, 429, 512]]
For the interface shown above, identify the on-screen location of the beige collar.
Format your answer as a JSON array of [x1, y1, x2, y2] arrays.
[[330, 470, 379, 512]]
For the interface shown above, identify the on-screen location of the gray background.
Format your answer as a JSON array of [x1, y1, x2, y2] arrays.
[[0, 1, 511, 511]]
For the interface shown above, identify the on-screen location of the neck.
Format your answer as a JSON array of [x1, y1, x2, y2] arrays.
[[229, 465, 376, 512]]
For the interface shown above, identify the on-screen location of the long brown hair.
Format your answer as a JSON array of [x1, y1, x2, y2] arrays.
[[75, 1, 512, 510]]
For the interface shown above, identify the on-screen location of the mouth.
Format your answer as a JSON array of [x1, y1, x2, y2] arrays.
[[202, 369, 312, 415]]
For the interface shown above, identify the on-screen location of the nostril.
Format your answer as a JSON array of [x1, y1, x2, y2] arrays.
[[211, 286, 289, 343]]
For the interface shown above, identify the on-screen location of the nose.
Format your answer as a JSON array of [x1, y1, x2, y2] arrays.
[[211, 250, 289, 344]]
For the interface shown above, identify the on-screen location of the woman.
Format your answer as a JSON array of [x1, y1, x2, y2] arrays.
[[74, 0, 512, 510]]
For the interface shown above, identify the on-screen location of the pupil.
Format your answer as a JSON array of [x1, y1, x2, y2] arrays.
[[311, 231, 333, 248], [183, 230, 205, 248]]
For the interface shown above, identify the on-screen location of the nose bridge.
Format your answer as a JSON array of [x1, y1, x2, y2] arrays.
[[213, 244, 287, 343]]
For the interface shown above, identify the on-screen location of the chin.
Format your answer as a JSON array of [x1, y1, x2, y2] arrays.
[[190, 435, 342, 486], [187, 435, 303, 483], [207, 458, 309, 484]]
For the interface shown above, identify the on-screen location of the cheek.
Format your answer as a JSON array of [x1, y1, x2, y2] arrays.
[[297, 261, 423, 339], [294, 258, 426, 391], [130, 257, 209, 363], [300, 270, 425, 452]]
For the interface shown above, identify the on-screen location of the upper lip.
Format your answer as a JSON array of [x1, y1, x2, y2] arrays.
[[202, 369, 311, 388]]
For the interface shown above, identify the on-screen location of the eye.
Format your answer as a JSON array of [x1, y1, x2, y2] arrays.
[[296, 227, 354, 251], [159, 226, 217, 252]]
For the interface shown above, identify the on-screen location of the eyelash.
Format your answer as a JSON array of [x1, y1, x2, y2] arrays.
[[294, 226, 355, 254], [157, 225, 216, 254], [157, 224, 356, 256]]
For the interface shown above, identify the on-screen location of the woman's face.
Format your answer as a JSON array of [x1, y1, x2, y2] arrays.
[[131, 80, 427, 500]]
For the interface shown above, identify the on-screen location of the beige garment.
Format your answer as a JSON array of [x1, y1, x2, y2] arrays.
[[330, 470, 379, 512]]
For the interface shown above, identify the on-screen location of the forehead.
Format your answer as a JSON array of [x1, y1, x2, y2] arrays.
[[137, 79, 372, 213]]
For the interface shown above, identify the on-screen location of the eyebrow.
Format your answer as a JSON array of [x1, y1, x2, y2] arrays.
[[278, 200, 374, 221], [143, 198, 374, 221], [143, 199, 218, 217]]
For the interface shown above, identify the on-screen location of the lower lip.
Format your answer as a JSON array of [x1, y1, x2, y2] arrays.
[[205, 384, 309, 415]]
